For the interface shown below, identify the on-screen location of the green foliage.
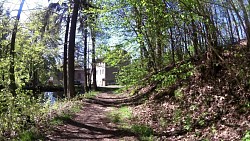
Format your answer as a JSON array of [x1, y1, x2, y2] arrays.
[[152, 71, 177, 87], [116, 60, 147, 86], [108, 106, 132, 124], [174, 89, 183, 100], [0, 8, 61, 88], [242, 131, 250, 141], [183, 115, 192, 131], [152, 62, 194, 89], [130, 124, 154, 139], [99, 44, 131, 67], [14, 98, 81, 140], [108, 106, 154, 140], [0, 89, 42, 139], [18, 128, 43, 141], [19, 130, 35, 141], [211, 124, 217, 134], [159, 117, 168, 127], [173, 109, 182, 123], [82, 91, 99, 99], [0, 87, 82, 139], [50, 114, 71, 125], [198, 119, 205, 126]]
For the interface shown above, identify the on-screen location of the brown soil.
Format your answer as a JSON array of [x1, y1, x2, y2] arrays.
[[45, 92, 138, 141]]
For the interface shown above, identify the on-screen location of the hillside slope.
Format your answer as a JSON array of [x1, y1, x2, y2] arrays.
[[131, 47, 250, 140]]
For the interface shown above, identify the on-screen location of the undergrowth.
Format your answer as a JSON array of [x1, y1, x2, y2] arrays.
[[25, 99, 81, 140], [80, 91, 98, 99], [130, 124, 154, 141], [108, 106, 154, 140], [129, 48, 250, 140], [0, 88, 82, 140], [242, 131, 250, 141], [108, 106, 132, 124], [0, 89, 42, 140]]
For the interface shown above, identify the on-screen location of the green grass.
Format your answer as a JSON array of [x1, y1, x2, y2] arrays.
[[50, 113, 71, 125], [113, 88, 124, 94], [17, 128, 45, 141], [70, 103, 81, 113], [49, 100, 82, 126], [242, 130, 250, 141], [16, 98, 82, 140], [108, 106, 154, 140], [130, 124, 154, 140], [108, 106, 132, 124], [174, 89, 183, 99], [82, 91, 99, 99]]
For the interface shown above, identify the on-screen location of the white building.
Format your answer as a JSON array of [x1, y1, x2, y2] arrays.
[[96, 62, 118, 86]]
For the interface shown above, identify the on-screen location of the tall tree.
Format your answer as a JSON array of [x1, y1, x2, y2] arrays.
[[63, 14, 70, 97], [90, 14, 97, 91], [237, 0, 250, 48], [9, 0, 25, 96], [68, 0, 80, 98], [83, 14, 88, 92]]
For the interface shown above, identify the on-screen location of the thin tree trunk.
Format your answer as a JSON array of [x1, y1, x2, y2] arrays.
[[63, 14, 70, 97], [208, 6, 218, 48], [226, 8, 234, 43], [133, 6, 150, 69], [68, 0, 80, 98], [229, 0, 246, 40], [9, 0, 25, 96], [88, 44, 91, 89], [184, 22, 191, 57], [238, 0, 250, 48], [0, 33, 5, 82], [230, 10, 240, 42], [91, 19, 97, 91], [83, 16, 88, 93], [170, 28, 175, 65]]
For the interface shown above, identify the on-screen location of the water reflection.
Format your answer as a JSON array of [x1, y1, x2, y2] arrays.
[[44, 92, 55, 105]]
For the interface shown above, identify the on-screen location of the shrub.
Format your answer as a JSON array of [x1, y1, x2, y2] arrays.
[[0, 89, 42, 139]]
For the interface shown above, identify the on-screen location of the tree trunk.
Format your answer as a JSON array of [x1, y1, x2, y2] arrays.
[[226, 8, 234, 43], [238, 0, 250, 48], [184, 22, 191, 57], [63, 14, 70, 97], [133, 6, 150, 69], [83, 16, 88, 93], [229, 0, 246, 40], [90, 16, 97, 91], [170, 27, 175, 65], [68, 0, 80, 98], [230, 10, 241, 42], [156, 31, 163, 69], [0, 31, 5, 82], [9, 0, 25, 96], [191, 19, 199, 56]]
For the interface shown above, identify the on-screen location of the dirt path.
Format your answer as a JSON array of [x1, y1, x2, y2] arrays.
[[46, 92, 138, 141]]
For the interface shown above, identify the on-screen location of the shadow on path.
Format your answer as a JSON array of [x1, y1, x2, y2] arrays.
[[46, 92, 139, 141], [83, 85, 157, 108], [49, 119, 136, 140]]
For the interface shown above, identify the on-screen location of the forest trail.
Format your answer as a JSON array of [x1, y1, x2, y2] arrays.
[[46, 92, 138, 141]]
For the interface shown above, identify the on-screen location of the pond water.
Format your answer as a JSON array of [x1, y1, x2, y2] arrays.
[[44, 92, 56, 105]]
